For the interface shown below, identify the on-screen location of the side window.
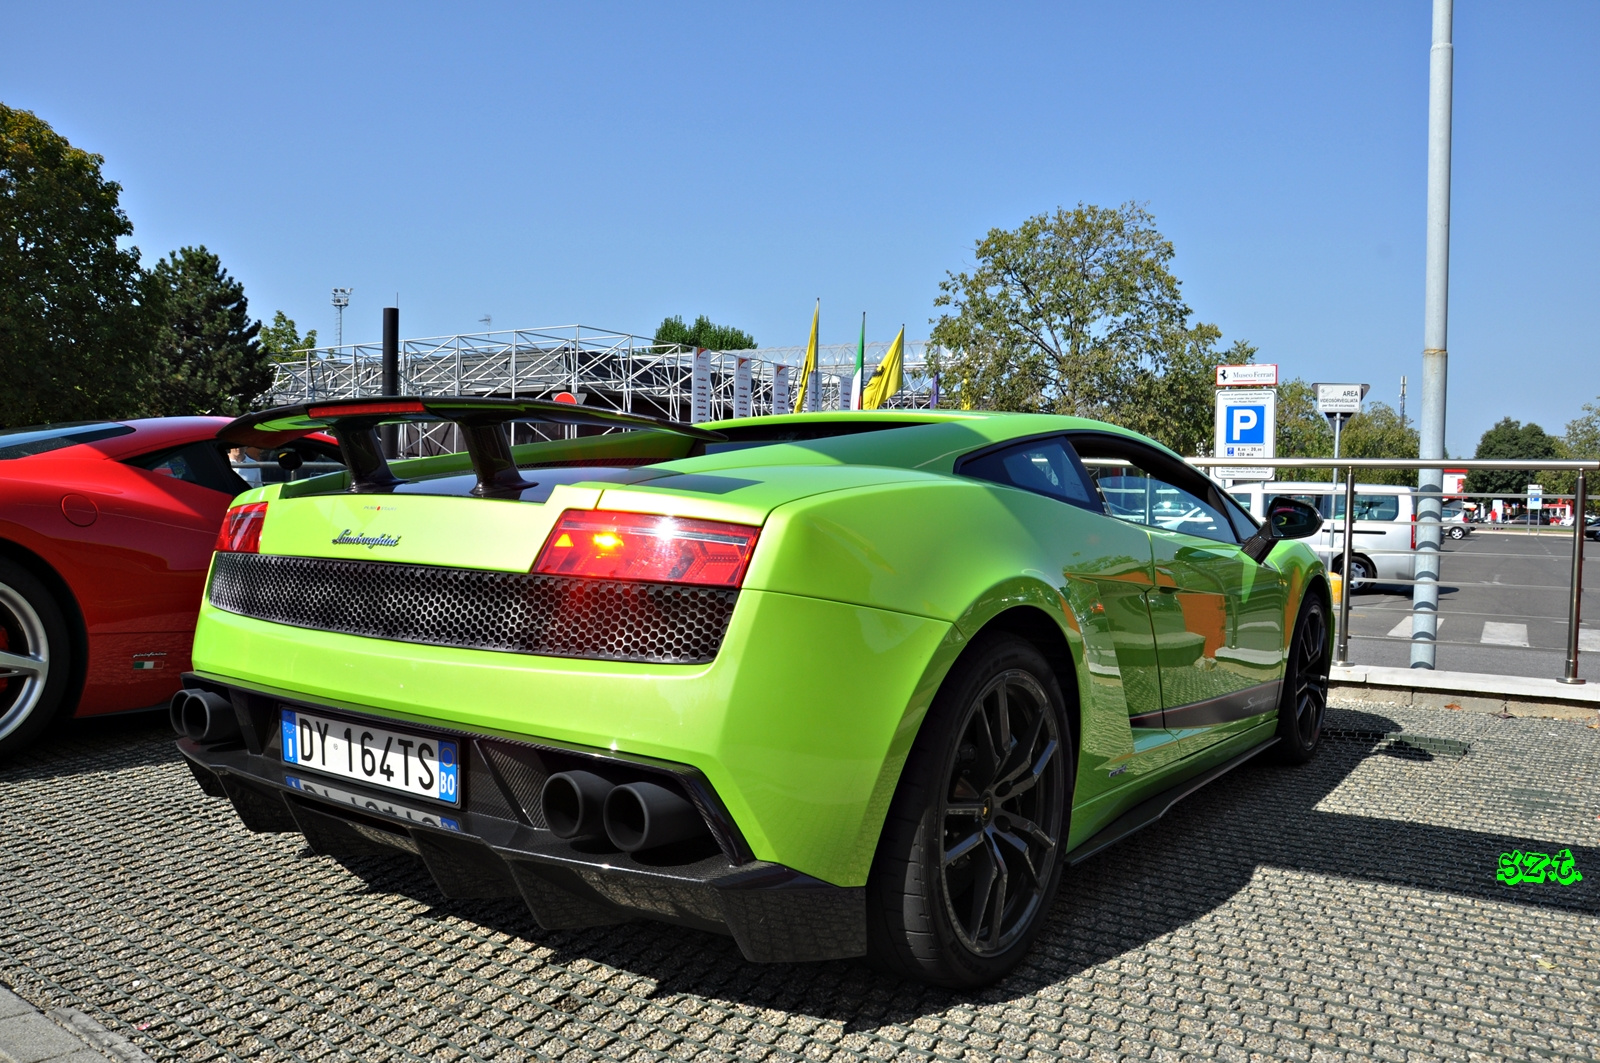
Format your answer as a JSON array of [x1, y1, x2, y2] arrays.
[[1072, 435, 1240, 545], [1223, 494, 1260, 541], [960, 437, 1100, 511], [1330, 493, 1401, 521], [127, 442, 251, 496]]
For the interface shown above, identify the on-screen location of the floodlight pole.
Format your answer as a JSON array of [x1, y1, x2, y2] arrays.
[[331, 287, 353, 348], [1411, 0, 1453, 669]]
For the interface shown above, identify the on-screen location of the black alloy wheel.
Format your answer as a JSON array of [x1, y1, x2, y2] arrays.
[[0, 559, 71, 759], [1276, 594, 1329, 764], [940, 669, 1064, 956], [867, 633, 1073, 987]]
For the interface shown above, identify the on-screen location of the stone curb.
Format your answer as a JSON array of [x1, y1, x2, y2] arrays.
[[1331, 664, 1600, 720], [0, 988, 151, 1063], [45, 1012, 151, 1063]]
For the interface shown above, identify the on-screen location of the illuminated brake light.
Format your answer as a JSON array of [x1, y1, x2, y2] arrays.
[[308, 400, 426, 418], [534, 510, 760, 587], [1412, 512, 1417, 551], [216, 502, 268, 553]]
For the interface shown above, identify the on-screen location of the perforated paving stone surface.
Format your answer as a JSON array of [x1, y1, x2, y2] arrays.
[[1, 702, 1596, 1062]]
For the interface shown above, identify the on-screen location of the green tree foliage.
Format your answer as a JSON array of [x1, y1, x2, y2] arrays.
[[1120, 329, 1257, 459], [259, 311, 318, 362], [1273, 377, 1419, 486], [1565, 400, 1600, 460], [0, 104, 155, 427], [1563, 401, 1600, 512], [1465, 418, 1563, 500], [927, 202, 1244, 456], [144, 246, 272, 416], [655, 314, 756, 351]]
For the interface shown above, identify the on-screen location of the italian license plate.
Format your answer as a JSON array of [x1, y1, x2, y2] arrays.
[[281, 709, 459, 805]]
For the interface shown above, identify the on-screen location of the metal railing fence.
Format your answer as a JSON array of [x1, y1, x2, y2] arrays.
[[1191, 457, 1597, 684]]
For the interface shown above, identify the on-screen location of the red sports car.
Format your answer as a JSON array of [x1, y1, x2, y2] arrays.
[[0, 418, 340, 756]]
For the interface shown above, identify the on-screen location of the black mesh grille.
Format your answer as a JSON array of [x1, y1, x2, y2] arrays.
[[208, 553, 737, 664]]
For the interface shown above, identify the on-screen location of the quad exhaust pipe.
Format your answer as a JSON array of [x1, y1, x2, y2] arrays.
[[169, 689, 240, 743], [540, 771, 709, 853]]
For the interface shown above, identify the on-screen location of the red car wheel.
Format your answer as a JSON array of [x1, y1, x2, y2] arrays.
[[0, 559, 72, 757]]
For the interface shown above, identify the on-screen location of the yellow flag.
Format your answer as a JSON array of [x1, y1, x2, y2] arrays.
[[792, 300, 819, 413], [862, 326, 905, 410]]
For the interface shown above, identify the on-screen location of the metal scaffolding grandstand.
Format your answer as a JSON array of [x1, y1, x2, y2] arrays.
[[266, 324, 942, 456]]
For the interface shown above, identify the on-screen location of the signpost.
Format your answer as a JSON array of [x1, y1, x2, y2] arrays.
[[1315, 382, 1370, 485], [1213, 388, 1277, 481], [1215, 364, 1279, 387], [1528, 483, 1544, 530]]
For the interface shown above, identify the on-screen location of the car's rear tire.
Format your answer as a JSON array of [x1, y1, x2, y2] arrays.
[[866, 633, 1073, 987], [0, 558, 72, 759], [1448, 526, 1466, 540], [1276, 594, 1329, 765]]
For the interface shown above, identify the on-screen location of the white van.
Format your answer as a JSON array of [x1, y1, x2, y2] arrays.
[[1228, 482, 1417, 590]]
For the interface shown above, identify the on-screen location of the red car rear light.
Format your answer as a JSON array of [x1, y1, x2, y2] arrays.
[[216, 502, 268, 553], [1412, 512, 1418, 550], [534, 509, 760, 588]]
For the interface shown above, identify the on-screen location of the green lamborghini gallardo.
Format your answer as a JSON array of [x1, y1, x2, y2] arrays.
[[176, 397, 1330, 987]]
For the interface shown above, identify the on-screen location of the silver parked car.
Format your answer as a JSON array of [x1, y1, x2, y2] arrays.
[[1229, 482, 1417, 590]]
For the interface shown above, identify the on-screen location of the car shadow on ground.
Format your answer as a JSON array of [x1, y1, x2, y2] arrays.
[[282, 707, 1596, 1026], [0, 707, 173, 779], [10, 707, 1592, 1030]]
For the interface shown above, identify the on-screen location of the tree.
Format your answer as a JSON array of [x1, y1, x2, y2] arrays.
[[1120, 330, 1256, 458], [1565, 400, 1600, 461], [655, 314, 756, 351], [1338, 402, 1420, 485], [1465, 418, 1562, 501], [927, 202, 1245, 455], [143, 246, 273, 416], [259, 311, 318, 362], [0, 104, 155, 427]]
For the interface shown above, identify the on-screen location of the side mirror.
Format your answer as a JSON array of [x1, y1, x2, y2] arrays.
[[275, 449, 304, 473], [1241, 496, 1323, 563]]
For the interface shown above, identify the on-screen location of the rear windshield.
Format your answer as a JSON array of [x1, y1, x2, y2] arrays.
[[703, 421, 932, 454], [0, 422, 135, 460]]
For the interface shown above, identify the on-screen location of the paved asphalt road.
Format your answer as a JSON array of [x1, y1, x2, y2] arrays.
[[1338, 528, 1600, 679], [1, 704, 1596, 1062]]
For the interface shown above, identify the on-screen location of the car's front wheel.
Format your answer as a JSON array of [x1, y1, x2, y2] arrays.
[[1276, 594, 1329, 764], [1448, 526, 1466, 540], [0, 559, 72, 759], [866, 633, 1072, 987], [1335, 554, 1376, 592]]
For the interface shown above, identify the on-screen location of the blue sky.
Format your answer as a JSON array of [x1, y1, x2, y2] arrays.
[[5, 1, 1595, 455]]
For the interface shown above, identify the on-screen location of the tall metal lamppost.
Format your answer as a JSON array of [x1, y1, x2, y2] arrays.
[[331, 287, 353, 348]]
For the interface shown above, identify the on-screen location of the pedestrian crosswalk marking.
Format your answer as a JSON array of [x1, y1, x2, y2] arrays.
[[1580, 628, 1600, 653], [1481, 622, 1529, 647], [1386, 617, 1444, 638]]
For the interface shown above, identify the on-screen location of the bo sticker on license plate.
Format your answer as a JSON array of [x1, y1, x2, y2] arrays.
[[281, 709, 459, 805]]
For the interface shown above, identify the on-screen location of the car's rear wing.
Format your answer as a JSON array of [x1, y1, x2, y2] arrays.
[[218, 396, 724, 496]]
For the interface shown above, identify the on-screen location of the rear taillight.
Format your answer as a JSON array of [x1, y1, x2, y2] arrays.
[[1411, 512, 1418, 550], [216, 502, 268, 553], [534, 509, 760, 588]]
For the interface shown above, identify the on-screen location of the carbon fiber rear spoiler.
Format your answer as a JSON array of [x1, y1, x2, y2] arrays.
[[218, 396, 724, 496]]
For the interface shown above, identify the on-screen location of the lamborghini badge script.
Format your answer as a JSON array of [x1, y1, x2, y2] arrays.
[[332, 530, 401, 548]]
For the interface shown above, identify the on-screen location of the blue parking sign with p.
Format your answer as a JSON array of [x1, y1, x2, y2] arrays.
[[1226, 405, 1266, 445]]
